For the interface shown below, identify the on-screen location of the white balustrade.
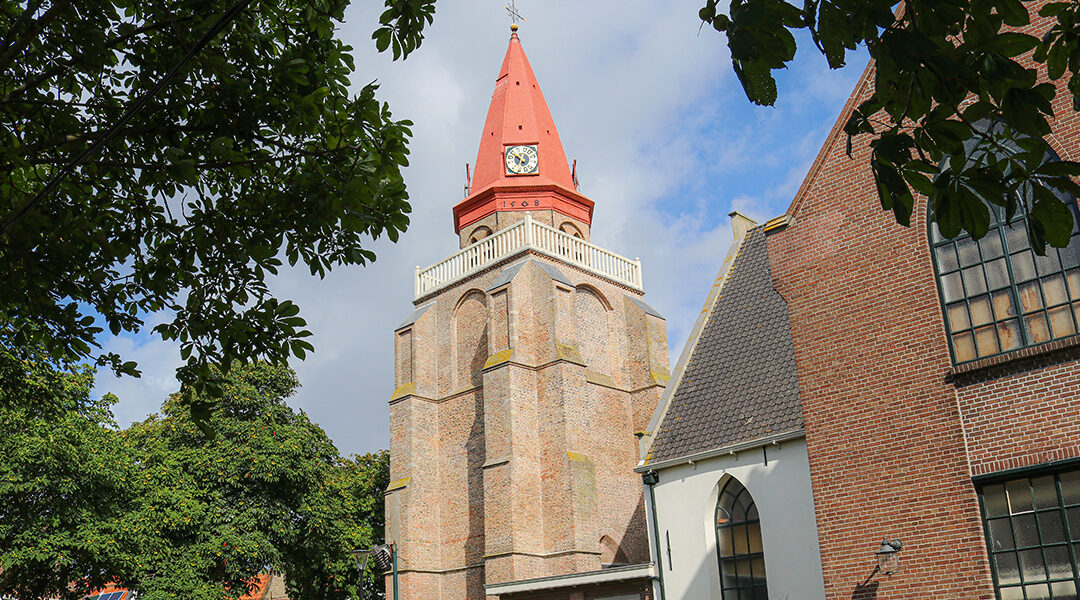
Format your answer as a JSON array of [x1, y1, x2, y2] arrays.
[[414, 214, 643, 298]]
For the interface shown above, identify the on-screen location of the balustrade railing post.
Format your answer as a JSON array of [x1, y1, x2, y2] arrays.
[[414, 265, 421, 297], [524, 214, 534, 249]]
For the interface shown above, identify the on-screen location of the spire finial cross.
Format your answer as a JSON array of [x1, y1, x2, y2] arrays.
[[505, 1, 525, 26]]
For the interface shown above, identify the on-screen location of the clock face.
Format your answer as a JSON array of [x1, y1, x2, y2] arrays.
[[505, 144, 539, 175]]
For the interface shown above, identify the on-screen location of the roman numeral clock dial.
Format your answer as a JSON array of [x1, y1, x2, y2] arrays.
[[505, 144, 539, 175]]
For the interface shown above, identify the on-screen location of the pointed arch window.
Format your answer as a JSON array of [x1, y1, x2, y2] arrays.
[[715, 477, 767, 599], [931, 199, 1080, 364]]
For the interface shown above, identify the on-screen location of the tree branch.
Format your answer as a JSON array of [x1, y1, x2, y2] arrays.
[[27, 145, 358, 170], [0, 0, 73, 74], [0, 0, 44, 55]]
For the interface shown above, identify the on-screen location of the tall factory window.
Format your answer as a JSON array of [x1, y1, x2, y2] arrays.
[[930, 197, 1080, 364], [979, 467, 1080, 600]]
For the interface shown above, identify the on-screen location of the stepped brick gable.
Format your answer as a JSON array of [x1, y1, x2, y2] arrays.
[[386, 28, 668, 600]]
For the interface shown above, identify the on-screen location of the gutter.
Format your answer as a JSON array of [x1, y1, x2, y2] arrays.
[[635, 428, 805, 473]]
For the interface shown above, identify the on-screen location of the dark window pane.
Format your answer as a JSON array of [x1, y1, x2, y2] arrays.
[[1062, 472, 1080, 505], [1014, 251, 1038, 281], [746, 503, 758, 521], [1067, 269, 1080, 299], [972, 296, 994, 327], [993, 289, 1018, 319], [991, 517, 1017, 550], [975, 325, 1000, 357], [946, 302, 972, 330], [748, 522, 763, 553], [1049, 580, 1078, 600], [987, 257, 1011, 289], [954, 332, 977, 362], [1040, 511, 1067, 544], [1020, 281, 1046, 313], [735, 558, 752, 581], [721, 558, 737, 582], [1028, 583, 1052, 600], [982, 234, 1006, 259], [1045, 275, 1070, 306], [964, 265, 989, 295], [1027, 313, 1052, 344], [1010, 479, 1036, 513], [942, 271, 964, 302], [999, 319, 1023, 351], [1068, 508, 1080, 541], [1001, 586, 1024, 600], [1061, 241, 1080, 269], [1048, 305, 1077, 338], [1008, 224, 1031, 252], [1037, 251, 1063, 276], [1016, 513, 1041, 547], [996, 551, 1022, 585], [937, 244, 960, 272], [1034, 477, 1060, 510], [1044, 545, 1072, 580], [731, 524, 749, 554], [959, 238, 982, 267], [719, 528, 734, 556], [750, 556, 766, 578], [985, 484, 1010, 517], [1019, 547, 1047, 581]]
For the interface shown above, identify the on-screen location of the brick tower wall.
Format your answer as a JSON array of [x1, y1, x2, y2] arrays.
[[386, 253, 669, 600]]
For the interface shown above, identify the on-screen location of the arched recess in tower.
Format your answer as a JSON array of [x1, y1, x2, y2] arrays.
[[455, 289, 488, 388], [574, 285, 612, 375]]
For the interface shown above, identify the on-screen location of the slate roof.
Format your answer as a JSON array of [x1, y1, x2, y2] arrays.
[[646, 226, 802, 465], [396, 301, 434, 330], [626, 294, 664, 319]]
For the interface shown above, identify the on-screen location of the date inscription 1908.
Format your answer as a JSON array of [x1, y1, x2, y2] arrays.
[[503, 199, 541, 208]]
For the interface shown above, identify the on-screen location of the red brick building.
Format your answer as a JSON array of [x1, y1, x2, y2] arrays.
[[385, 26, 667, 600], [640, 4, 1080, 600]]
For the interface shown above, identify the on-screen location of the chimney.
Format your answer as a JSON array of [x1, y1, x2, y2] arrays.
[[729, 211, 758, 241]]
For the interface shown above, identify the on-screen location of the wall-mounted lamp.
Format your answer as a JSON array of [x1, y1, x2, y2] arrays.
[[352, 544, 398, 599], [875, 538, 903, 576]]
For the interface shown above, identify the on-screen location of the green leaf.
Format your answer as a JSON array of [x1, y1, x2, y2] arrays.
[[995, 32, 1039, 57], [1031, 196, 1075, 248], [994, 0, 1030, 26]]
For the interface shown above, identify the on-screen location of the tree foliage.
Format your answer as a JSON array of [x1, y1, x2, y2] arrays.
[[697, 0, 1080, 252], [0, 0, 432, 413], [0, 360, 389, 600], [0, 348, 135, 599]]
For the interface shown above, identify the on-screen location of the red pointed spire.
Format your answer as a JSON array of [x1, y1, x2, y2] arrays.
[[453, 29, 593, 234]]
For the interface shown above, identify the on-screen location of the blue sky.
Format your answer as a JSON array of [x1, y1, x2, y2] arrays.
[[94, 2, 869, 457]]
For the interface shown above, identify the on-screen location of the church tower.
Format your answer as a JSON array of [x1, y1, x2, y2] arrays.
[[385, 26, 670, 600]]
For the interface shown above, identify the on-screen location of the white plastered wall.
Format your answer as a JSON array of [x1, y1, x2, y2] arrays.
[[650, 438, 825, 600]]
